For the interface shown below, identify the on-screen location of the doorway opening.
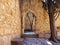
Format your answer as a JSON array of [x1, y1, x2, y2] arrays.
[[24, 11, 36, 34]]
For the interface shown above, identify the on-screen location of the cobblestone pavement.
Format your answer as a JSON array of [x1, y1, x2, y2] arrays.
[[24, 38, 60, 45], [50, 41, 60, 45], [24, 38, 52, 45]]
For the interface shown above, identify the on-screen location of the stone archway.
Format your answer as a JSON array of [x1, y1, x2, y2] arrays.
[[24, 11, 36, 33]]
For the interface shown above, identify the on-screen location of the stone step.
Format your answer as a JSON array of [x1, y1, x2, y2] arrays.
[[22, 34, 38, 38], [22, 32, 38, 38]]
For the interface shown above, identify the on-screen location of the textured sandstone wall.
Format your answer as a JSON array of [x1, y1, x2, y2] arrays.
[[55, 15, 60, 26], [55, 15, 60, 32], [21, 0, 50, 34], [22, 0, 60, 34], [0, 0, 21, 45]]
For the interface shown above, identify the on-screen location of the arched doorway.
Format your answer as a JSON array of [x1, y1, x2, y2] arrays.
[[24, 11, 36, 33]]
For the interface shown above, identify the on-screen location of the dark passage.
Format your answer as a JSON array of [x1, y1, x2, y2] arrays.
[[24, 29, 33, 33]]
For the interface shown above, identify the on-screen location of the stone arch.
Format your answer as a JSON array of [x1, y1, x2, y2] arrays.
[[24, 11, 36, 33]]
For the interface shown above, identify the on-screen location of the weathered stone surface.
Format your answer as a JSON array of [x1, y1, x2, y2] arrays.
[[0, 0, 21, 45], [24, 38, 60, 45], [0, 36, 4, 45], [21, 0, 50, 34], [24, 38, 53, 45]]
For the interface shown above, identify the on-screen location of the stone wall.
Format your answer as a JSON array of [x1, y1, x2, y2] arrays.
[[55, 15, 60, 27], [0, 0, 21, 45], [21, 0, 60, 34], [21, 0, 50, 34]]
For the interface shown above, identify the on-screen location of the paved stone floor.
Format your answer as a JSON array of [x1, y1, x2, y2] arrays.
[[24, 38, 60, 45]]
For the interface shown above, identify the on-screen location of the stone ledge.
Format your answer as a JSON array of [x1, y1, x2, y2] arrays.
[[11, 38, 24, 45]]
